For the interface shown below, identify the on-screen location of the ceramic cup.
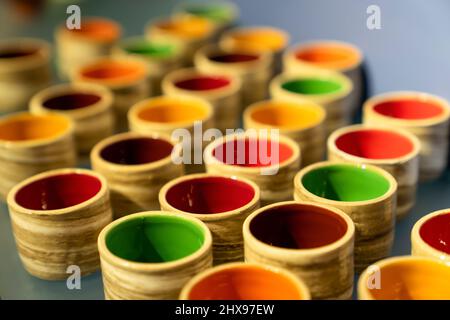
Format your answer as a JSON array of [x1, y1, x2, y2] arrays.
[[0, 38, 51, 113], [358, 256, 450, 300], [146, 15, 215, 65], [30, 83, 114, 154], [243, 201, 355, 300], [204, 132, 301, 205], [328, 125, 420, 219], [159, 173, 260, 265], [91, 132, 184, 219], [219, 26, 290, 73], [113, 36, 183, 95], [195, 44, 273, 108], [363, 91, 450, 181], [411, 209, 450, 262], [7, 168, 113, 280], [284, 40, 363, 114], [270, 70, 353, 136], [180, 262, 310, 300], [55, 17, 122, 79], [128, 95, 214, 173], [244, 99, 326, 165], [294, 161, 397, 272], [71, 56, 150, 132], [162, 67, 241, 133], [98, 211, 213, 300], [0, 112, 76, 199]]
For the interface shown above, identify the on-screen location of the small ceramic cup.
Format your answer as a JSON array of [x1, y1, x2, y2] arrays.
[[284, 40, 363, 114], [159, 173, 260, 265], [194, 45, 273, 108], [0, 112, 76, 199], [71, 56, 150, 132], [358, 256, 450, 300], [162, 67, 241, 133], [98, 211, 213, 300], [128, 95, 214, 173], [146, 15, 215, 65], [30, 83, 114, 154], [55, 17, 122, 79], [113, 36, 184, 95], [363, 91, 450, 181], [204, 132, 301, 205], [91, 132, 184, 219], [7, 168, 113, 280], [0, 38, 51, 113], [328, 125, 420, 219], [270, 70, 353, 136], [294, 161, 397, 272], [244, 99, 326, 165], [243, 201, 355, 300], [411, 209, 450, 262], [219, 26, 290, 73], [180, 262, 310, 300]]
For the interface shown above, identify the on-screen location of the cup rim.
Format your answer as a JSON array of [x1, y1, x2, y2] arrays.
[[7, 168, 108, 216], [162, 67, 242, 99], [243, 200, 355, 259], [411, 208, 450, 260], [328, 124, 421, 164], [0, 112, 74, 148], [173, 0, 240, 25], [30, 83, 114, 119], [128, 94, 214, 130], [179, 261, 311, 300], [270, 70, 353, 104], [0, 38, 51, 71], [97, 210, 212, 271], [159, 173, 260, 221], [294, 161, 397, 207], [357, 255, 450, 300], [285, 40, 363, 72], [203, 131, 301, 174], [244, 98, 326, 133], [146, 15, 216, 41], [90, 131, 181, 173], [363, 91, 450, 127], [56, 16, 122, 44]]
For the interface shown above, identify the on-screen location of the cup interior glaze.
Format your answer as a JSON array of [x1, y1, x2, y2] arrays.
[[334, 129, 415, 160], [225, 28, 288, 52], [174, 75, 231, 91], [212, 137, 293, 167], [182, 3, 236, 23], [281, 78, 342, 95], [79, 59, 147, 84], [249, 203, 347, 249], [362, 258, 450, 299], [0, 114, 70, 142], [105, 214, 205, 263], [154, 16, 212, 39], [373, 98, 445, 120], [136, 97, 210, 124], [122, 38, 177, 59], [294, 42, 361, 70], [165, 176, 255, 214], [209, 52, 259, 63], [0, 46, 39, 59], [100, 137, 174, 165], [248, 100, 324, 130], [66, 18, 121, 42], [186, 264, 305, 300], [42, 92, 102, 111], [301, 164, 390, 202], [15, 173, 102, 210], [419, 212, 450, 254]]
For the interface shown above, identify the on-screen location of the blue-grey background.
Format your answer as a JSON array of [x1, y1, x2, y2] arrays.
[[0, 0, 449, 299]]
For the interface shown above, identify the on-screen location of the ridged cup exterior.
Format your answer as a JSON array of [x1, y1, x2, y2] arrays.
[[98, 211, 213, 300], [91, 132, 184, 219], [159, 173, 261, 265], [293, 161, 397, 272], [6, 168, 113, 280], [327, 125, 420, 220], [243, 201, 355, 300], [30, 83, 115, 154], [363, 91, 450, 181], [0, 38, 51, 113]]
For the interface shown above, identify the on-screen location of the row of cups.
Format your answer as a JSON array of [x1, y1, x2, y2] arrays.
[[5, 162, 450, 300]]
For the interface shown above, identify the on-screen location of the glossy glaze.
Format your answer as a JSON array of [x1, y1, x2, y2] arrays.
[[373, 99, 444, 120], [419, 212, 450, 254], [174, 76, 231, 91], [281, 78, 342, 95]]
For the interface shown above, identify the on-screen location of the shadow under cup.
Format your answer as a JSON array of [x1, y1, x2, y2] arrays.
[[105, 215, 206, 263]]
